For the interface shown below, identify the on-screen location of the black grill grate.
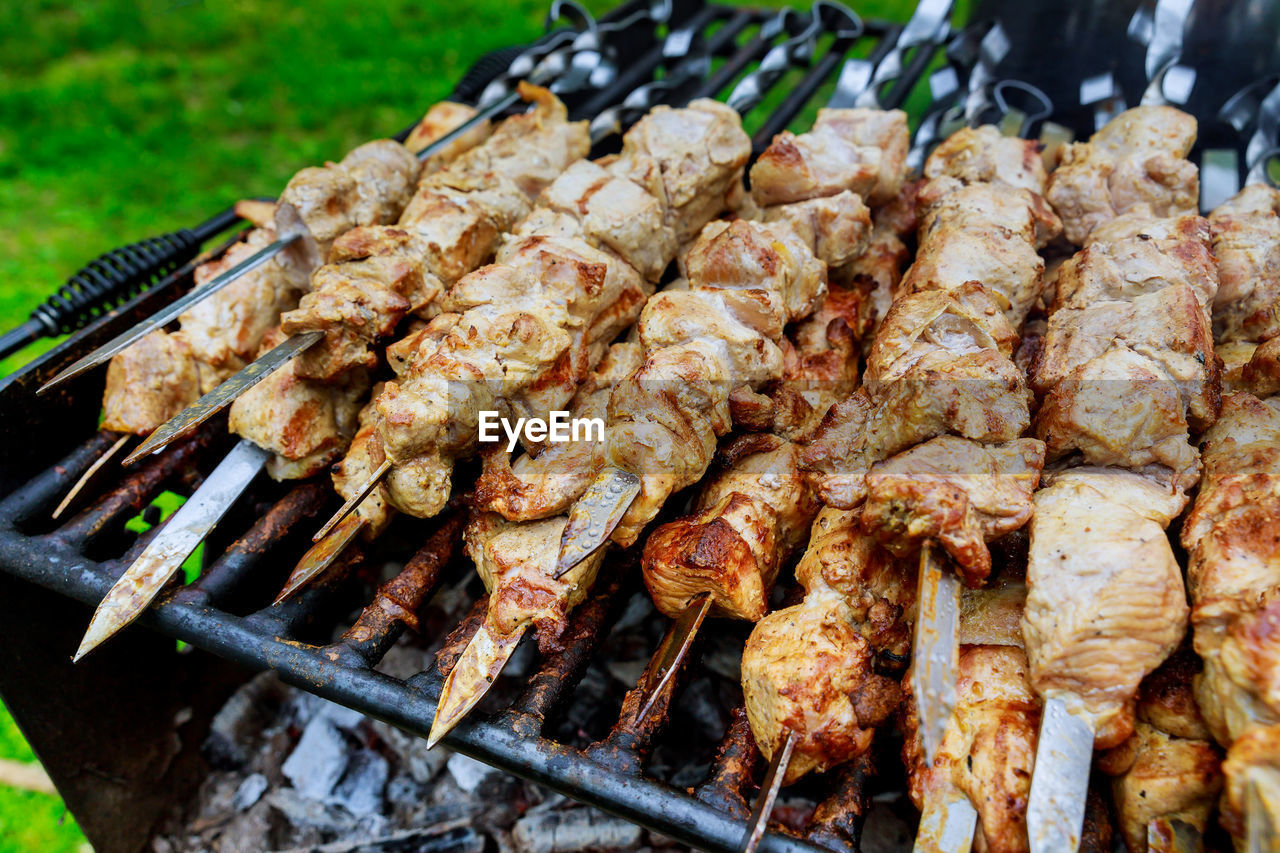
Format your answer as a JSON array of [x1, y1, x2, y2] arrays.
[[0, 3, 954, 851]]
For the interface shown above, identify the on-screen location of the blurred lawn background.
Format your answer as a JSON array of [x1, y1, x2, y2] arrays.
[[0, 0, 962, 849]]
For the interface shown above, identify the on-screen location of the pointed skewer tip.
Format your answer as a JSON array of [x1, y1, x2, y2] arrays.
[[275, 514, 367, 605], [635, 591, 713, 724], [428, 622, 527, 749], [741, 728, 799, 853], [53, 433, 131, 520], [314, 459, 390, 542], [553, 467, 640, 578]]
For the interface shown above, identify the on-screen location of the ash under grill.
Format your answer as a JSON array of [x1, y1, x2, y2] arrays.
[[0, 2, 1012, 851]]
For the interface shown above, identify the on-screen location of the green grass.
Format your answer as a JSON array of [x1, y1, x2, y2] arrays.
[[0, 0, 948, 849]]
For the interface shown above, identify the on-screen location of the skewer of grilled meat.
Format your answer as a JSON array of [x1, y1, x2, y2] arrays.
[[1182, 364, 1280, 846], [326, 99, 754, 534], [67, 101, 492, 511], [123, 84, 587, 465], [427, 342, 641, 744], [631, 194, 915, 720], [73, 92, 580, 659], [428, 105, 909, 745], [752, 125, 1055, 851], [43, 97, 491, 396], [1044, 104, 1200, 246], [552, 107, 909, 575], [1018, 105, 1215, 852], [286, 98, 757, 599], [901, 572, 1042, 853]]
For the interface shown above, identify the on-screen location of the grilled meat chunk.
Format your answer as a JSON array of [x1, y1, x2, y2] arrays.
[[904, 645, 1041, 853], [1045, 105, 1199, 245], [901, 176, 1062, 326], [750, 108, 909, 207], [100, 331, 200, 435], [803, 284, 1031, 510], [278, 139, 420, 252], [861, 436, 1044, 587], [405, 101, 491, 170], [1183, 392, 1280, 746], [1096, 652, 1222, 853], [179, 227, 308, 391], [227, 329, 367, 480], [1209, 183, 1280, 345], [1032, 213, 1219, 488], [923, 124, 1049, 193], [741, 506, 911, 783], [1022, 467, 1190, 747]]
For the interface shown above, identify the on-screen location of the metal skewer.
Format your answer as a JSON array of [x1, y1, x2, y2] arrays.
[[275, 513, 367, 604], [108, 5, 693, 471], [74, 439, 271, 660], [428, 622, 529, 748], [741, 728, 799, 853], [1025, 698, 1096, 853], [51, 434, 131, 521], [1146, 815, 1203, 853]]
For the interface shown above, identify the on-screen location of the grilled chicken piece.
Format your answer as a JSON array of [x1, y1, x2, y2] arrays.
[[750, 108, 909, 207], [227, 329, 367, 480], [904, 645, 1041, 853], [636, 271, 867, 622], [1032, 213, 1219, 489], [179, 227, 309, 391], [1022, 467, 1190, 748], [330, 390, 394, 538], [923, 124, 1049, 193], [377, 234, 650, 518], [803, 284, 1031, 510], [466, 512, 606, 650], [1096, 651, 1223, 853], [281, 86, 587, 381], [741, 506, 909, 783], [278, 138, 420, 252], [464, 344, 639, 652], [594, 214, 833, 546], [1209, 183, 1280, 345], [901, 176, 1061, 326], [761, 191, 873, 270], [1045, 105, 1199, 245], [405, 101, 491, 170], [1183, 392, 1280, 746], [860, 436, 1044, 587], [100, 331, 200, 434]]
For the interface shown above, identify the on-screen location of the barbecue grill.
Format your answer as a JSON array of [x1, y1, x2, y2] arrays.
[[0, 1, 1256, 851]]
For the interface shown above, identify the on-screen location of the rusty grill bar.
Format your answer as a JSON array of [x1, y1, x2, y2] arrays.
[[0, 3, 953, 851]]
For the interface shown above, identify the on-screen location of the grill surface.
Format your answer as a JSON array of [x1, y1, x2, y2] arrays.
[[0, 3, 954, 851]]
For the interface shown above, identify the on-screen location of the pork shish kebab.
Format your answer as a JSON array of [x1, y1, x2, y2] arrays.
[[431, 216, 890, 746], [902, 574, 1043, 853], [424, 55, 911, 744], [628, 192, 917, 726], [73, 86, 589, 661], [297, 8, 853, 576], [428, 342, 641, 745], [1168, 182, 1280, 850], [39, 11, 622, 395], [282, 93, 758, 600], [49, 102, 493, 522], [548, 106, 909, 577], [742, 124, 1056, 852], [1017, 106, 1217, 852], [432, 267, 881, 745]]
